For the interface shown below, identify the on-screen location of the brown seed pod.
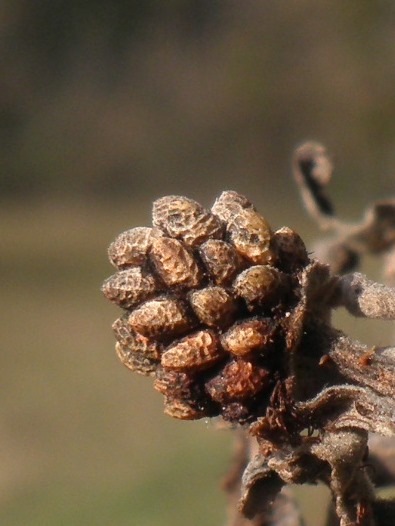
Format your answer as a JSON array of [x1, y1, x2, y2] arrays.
[[221, 317, 277, 357], [227, 208, 276, 265], [206, 359, 271, 403], [189, 286, 237, 328], [101, 267, 158, 308], [163, 397, 207, 420], [129, 297, 194, 340], [233, 265, 289, 310], [161, 329, 225, 371], [221, 402, 252, 424], [149, 237, 201, 288], [108, 226, 163, 268], [154, 368, 195, 398], [274, 226, 309, 271], [199, 239, 244, 285], [115, 342, 158, 376], [152, 195, 223, 246], [211, 191, 253, 223], [112, 318, 162, 359]]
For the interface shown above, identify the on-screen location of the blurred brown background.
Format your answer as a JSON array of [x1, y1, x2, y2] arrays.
[[2, 2, 395, 525]]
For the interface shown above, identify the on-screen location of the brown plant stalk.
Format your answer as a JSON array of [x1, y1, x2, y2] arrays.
[[102, 143, 395, 526]]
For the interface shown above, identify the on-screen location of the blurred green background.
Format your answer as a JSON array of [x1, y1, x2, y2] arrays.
[[2, 2, 395, 525]]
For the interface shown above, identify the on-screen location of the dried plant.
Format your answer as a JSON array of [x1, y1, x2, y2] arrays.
[[102, 143, 395, 526]]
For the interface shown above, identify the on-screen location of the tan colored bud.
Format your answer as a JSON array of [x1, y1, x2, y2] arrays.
[[206, 360, 271, 403], [199, 239, 244, 285], [221, 317, 277, 357], [149, 237, 201, 288], [189, 287, 237, 328], [161, 330, 225, 371], [228, 208, 276, 265], [108, 226, 162, 268], [233, 265, 288, 309], [152, 195, 223, 246], [211, 191, 253, 223], [163, 397, 206, 420], [129, 297, 194, 339], [101, 267, 158, 308]]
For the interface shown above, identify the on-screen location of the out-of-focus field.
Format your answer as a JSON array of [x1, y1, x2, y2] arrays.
[[1, 197, 393, 526]]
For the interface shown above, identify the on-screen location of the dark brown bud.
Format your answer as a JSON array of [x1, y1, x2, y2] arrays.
[[161, 330, 225, 371], [221, 317, 277, 357], [112, 318, 162, 359], [115, 342, 158, 376], [233, 265, 289, 310], [154, 368, 194, 398], [221, 402, 252, 424], [206, 359, 271, 403], [101, 267, 158, 308], [149, 237, 201, 288], [199, 239, 244, 285], [128, 297, 194, 340], [274, 226, 309, 271], [152, 195, 223, 246], [189, 286, 237, 328]]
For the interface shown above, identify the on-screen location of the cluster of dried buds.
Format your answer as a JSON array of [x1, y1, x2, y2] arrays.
[[103, 144, 395, 526], [102, 190, 310, 424]]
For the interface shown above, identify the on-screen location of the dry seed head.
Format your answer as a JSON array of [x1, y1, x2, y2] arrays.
[[206, 360, 271, 403], [102, 267, 158, 308], [128, 297, 194, 340], [152, 195, 223, 246], [233, 265, 289, 310], [149, 237, 201, 288], [221, 317, 277, 357], [189, 286, 237, 328], [108, 226, 163, 268], [199, 239, 244, 285], [103, 189, 312, 426], [161, 329, 225, 371], [115, 342, 158, 376]]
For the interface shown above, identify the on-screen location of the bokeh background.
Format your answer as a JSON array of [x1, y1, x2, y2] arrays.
[[2, 2, 395, 525]]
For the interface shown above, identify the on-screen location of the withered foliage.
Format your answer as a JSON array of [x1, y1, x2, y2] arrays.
[[102, 143, 395, 526]]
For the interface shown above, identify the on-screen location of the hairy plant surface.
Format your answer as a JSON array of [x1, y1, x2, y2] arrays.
[[102, 144, 395, 526]]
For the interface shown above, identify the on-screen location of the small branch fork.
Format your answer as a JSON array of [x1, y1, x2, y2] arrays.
[[224, 143, 395, 526], [292, 142, 395, 275]]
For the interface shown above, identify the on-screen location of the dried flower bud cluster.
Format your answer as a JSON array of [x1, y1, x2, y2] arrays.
[[102, 191, 310, 425]]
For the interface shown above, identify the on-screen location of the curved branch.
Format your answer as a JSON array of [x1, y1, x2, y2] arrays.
[[292, 142, 337, 230], [335, 272, 395, 319]]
